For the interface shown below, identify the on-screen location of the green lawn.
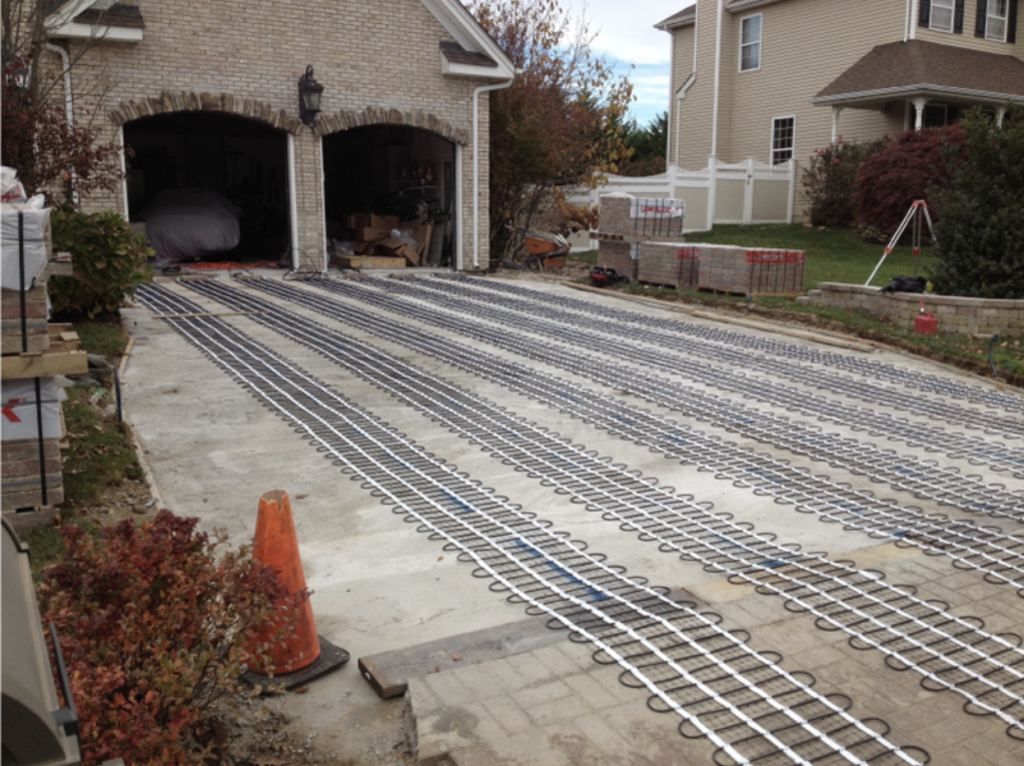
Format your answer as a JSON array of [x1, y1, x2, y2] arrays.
[[689, 224, 936, 289]]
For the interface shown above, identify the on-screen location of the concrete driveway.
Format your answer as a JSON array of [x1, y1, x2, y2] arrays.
[[122, 271, 1024, 766]]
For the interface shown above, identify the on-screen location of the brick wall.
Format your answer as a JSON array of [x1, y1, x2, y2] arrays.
[[59, 0, 500, 266], [807, 283, 1024, 338]]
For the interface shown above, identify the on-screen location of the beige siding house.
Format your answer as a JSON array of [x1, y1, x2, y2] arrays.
[[657, 0, 1024, 218], [38, 0, 515, 270]]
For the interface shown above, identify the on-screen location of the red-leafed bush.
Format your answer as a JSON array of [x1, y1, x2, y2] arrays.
[[852, 125, 966, 236], [802, 136, 884, 228], [39, 511, 302, 766]]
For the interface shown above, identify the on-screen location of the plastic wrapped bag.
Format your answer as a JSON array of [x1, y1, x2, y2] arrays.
[[1, 166, 27, 203], [1, 201, 52, 291], [390, 228, 418, 252]]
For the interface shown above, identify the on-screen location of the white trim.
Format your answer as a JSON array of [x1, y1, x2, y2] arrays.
[[418, 0, 516, 78], [455, 143, 463, 270], [811, 83, 1024, 106], [319, 135, 328, 273], [770, 115, 795, 165], [675, 72, 697, 99], [928, 0, 955, 33], [725, 0, 784, 11], [985, 0, 1010, 42], [45, 0, 95, 28], [472, 76, 517, 269], [739, 13, 763, 73], [287, 133, 300, 270], [47, 22, 142, 41], [118, 126, 129, 220], [910, 0, 919, 39], [440, 57, 508, 80]]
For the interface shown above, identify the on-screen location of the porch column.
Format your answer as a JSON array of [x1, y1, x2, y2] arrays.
[[911, 96, 929, 131], [831, 106, 844, 143], [996, 106, 1007, 126]]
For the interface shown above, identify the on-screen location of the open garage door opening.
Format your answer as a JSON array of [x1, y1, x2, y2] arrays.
[[323, 126, 455, 269], [124, 113, 290, 268]]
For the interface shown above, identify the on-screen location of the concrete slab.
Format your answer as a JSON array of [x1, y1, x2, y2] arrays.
[[120, 272, 1024, 765]]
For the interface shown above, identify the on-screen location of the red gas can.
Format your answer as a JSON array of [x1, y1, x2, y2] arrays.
[[915, 312, 939, 334]]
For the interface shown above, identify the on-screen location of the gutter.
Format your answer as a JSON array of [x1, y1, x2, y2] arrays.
[[810, 83, 1024, 106], [710, 0, 724, 159], [472, 72, 518, 270], [44, 42, 78, 207]]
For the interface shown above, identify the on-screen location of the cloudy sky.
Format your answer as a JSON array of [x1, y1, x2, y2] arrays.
[[562, 0, 694, 126]]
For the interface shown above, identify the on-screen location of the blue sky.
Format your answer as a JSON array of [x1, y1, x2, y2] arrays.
[[563, 0, 695, 127]]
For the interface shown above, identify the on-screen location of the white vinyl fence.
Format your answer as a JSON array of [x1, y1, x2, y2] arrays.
[[566, 158, 795, 244]]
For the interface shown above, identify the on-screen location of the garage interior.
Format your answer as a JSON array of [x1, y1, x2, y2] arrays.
[[323, 125, 455, 268], [123, 112, 290, 265]]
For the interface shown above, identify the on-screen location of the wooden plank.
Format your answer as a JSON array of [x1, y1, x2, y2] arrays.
[[2, 507, 59, 532], [357, 617, 564, 699], [334, 255, 407, 269], [1, 350, 88, 379]]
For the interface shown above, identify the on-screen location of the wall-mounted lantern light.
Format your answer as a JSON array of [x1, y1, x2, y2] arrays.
[[298, 65, 323, 128]]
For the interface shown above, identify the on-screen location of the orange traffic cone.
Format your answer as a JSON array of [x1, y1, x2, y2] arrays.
[[246, 489, 348, 689]]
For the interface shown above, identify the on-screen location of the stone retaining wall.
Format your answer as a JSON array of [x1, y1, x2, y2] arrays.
[[806, 283, 1024, 337]]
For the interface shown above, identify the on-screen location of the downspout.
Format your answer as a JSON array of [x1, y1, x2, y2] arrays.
[[45, 42, 78, 207], [710, 0, 724, 159], [472, 73, 517, 270]]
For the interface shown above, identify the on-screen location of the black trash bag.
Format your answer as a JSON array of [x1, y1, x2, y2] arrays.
[[882, 275, 927, 293]]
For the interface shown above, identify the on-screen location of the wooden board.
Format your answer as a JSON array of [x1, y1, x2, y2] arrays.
[[357, 617, 564, 699], [2, 508, 59, 532], [334, 255, 407, 269], [1, 349, 88, 380]]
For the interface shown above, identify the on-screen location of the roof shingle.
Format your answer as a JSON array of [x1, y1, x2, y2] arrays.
[[814, 40, 1024, 102]]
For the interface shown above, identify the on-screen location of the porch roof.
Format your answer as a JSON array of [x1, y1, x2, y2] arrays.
[[811, 40, 1024, 108]]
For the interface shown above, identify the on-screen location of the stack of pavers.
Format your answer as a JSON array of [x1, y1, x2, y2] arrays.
[[1, 168, 84, 517], [696, 245, 806, 295], [596, 193, 686, 282]]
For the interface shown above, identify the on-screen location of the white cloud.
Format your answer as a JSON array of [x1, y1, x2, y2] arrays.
[[559, 0, 692, 121], [571, 0, 694, 66]]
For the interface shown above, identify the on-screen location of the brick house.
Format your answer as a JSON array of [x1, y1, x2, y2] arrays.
[[656, 0, 1024, 214], [40, 0, 515, 269]]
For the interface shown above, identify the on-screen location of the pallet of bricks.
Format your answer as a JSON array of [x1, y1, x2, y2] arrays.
[[1, 166, 87, 526], [595, 193, 686, 282], [694, 245, 806, 295]]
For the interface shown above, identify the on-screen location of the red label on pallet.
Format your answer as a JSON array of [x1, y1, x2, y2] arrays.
[[745, 250, 805, 264], [676, 248, 700, 260]]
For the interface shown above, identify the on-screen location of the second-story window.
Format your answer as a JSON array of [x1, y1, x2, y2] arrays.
[[986, 0, 1009, 41], [740, 14, 762, 72], [930, 0, 955, 31]]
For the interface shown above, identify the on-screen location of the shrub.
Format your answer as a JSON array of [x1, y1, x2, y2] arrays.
[[40, 511, 302, 766], [49, 205, 153, 319], [802, 136, 884, 228], [852, 125, 965, 235], [929, 107, 1024, 299]]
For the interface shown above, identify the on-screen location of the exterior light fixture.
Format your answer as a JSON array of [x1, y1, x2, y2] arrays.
[[298, 65, 323, 128]]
